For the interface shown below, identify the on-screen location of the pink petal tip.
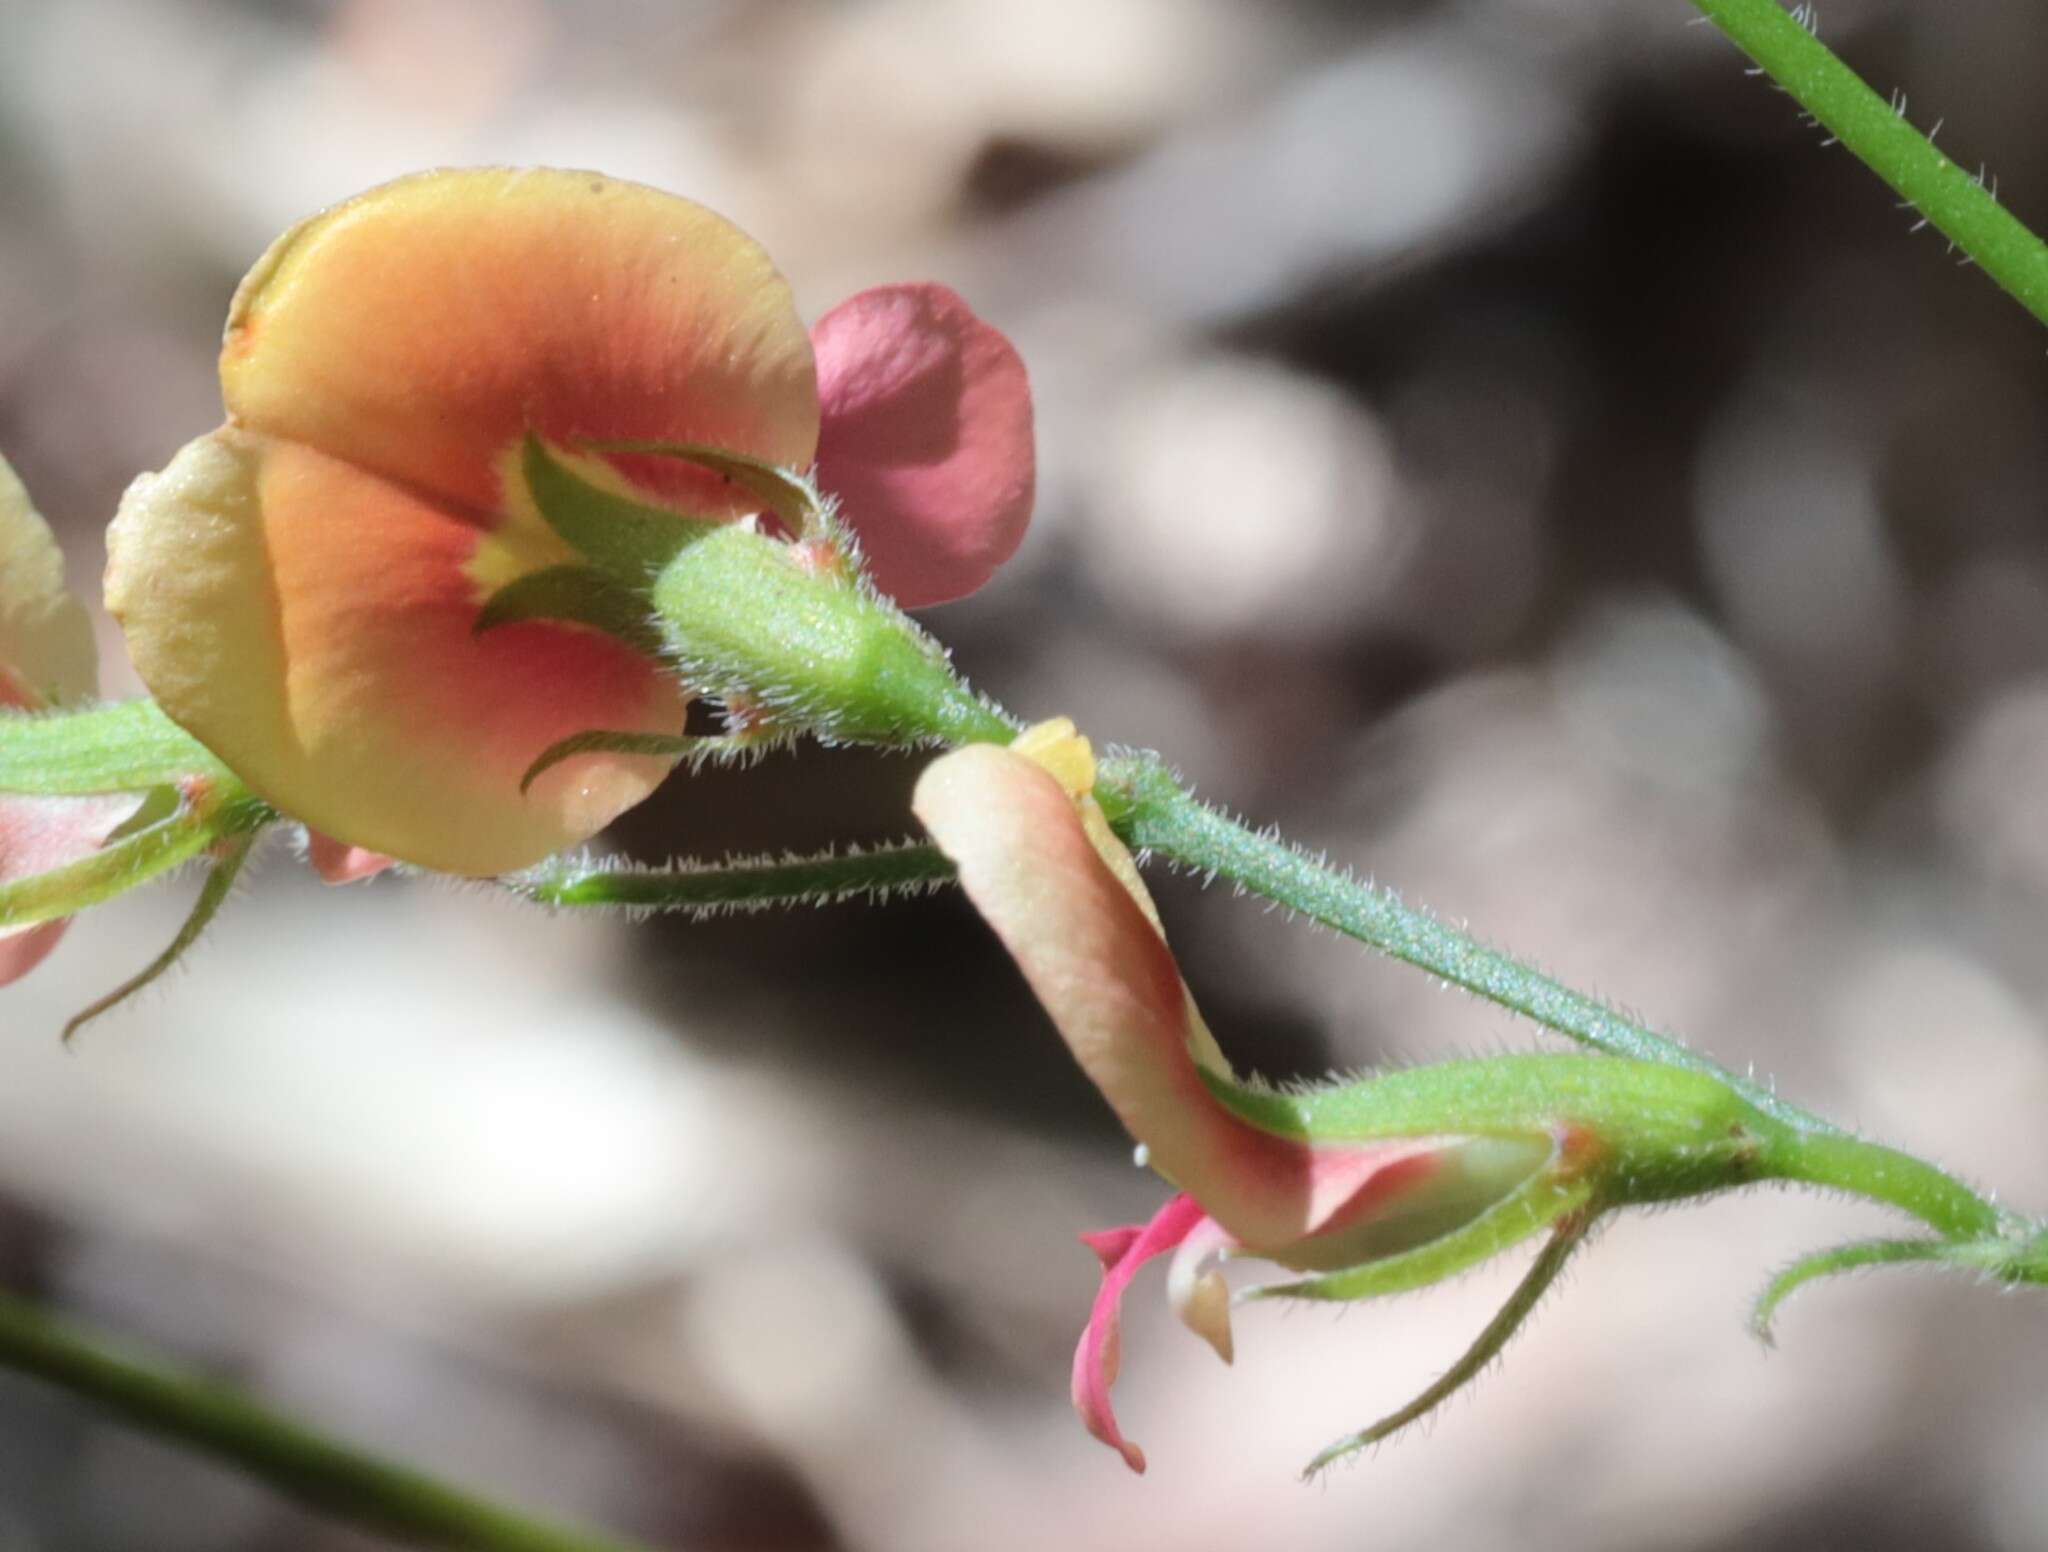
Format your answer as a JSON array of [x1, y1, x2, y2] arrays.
[[1071, 1192, 1209, 1474], [305, 829, 397, 885]]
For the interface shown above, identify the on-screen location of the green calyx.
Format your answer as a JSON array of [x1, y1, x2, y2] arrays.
[[651, 521, 1014, 749], [489, 435, 1015, 753], [1206, 1052, 1778, 1209]]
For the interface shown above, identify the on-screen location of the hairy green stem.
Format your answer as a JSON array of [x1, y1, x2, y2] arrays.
[[0, 1291, 650, 1552], [1750, 1236, 1952, 1340], [1095, 753, 1826, 1132], [519, 838, 955, 913], [1690, 0, 2048, 328]]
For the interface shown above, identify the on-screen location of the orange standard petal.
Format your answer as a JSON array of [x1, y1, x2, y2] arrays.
[[108, 168, 823, 875], [222, 167, 820, 519]]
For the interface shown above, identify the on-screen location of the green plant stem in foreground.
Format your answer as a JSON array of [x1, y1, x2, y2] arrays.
[[0, 1290, 649, 1552], [1691, 0, 2048, 329]]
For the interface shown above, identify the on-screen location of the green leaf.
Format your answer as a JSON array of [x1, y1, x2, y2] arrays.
[[64, 827, 259, 1040], [521, 436, 714, 584], [0, 700, 229, 795], [474, 566, 667, 658], [581, 438, 823, 534]]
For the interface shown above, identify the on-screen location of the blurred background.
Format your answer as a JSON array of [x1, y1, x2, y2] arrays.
[[4, 0, 2048, 1546]]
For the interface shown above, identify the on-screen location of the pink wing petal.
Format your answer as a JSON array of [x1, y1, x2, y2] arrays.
[[0, 793, 145, 987], [1071, 1192, 1209, 1474], [811, 283, 1034, 608], [0, 920, 68, 986], [304, 829, 396, 885]]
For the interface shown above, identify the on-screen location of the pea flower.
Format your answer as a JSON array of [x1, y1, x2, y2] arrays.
[[913, 723, 1783, 1473], [0, 455, 141, 984], [107, 167, 1033, 878], [4, 447, 445, 1002]]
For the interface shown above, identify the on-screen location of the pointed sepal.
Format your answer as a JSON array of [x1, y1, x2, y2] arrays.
[[64, 827, 260, 1040]]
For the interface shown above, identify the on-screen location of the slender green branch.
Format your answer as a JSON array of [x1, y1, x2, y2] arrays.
[[0, 1290, 650, 1552], [516, 838, 956, 914], [1690, 0, 2048, 328], [1095, 752, 1828, 1133], [1750, 1235, 1953, 1341]]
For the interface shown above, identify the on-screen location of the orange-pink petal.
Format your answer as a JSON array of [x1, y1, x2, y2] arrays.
[[223, 167, 820, 519], [917, 742, 1374, 1251], [917, 733, 1563, 1469], [110, 169, 827, 875], [811, 283, 1034, 608], [108, 431, 683, 876]]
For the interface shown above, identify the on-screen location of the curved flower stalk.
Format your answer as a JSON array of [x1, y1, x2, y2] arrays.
[[107, 167, 1034, 877], [912, 722, 2048, 1474]]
